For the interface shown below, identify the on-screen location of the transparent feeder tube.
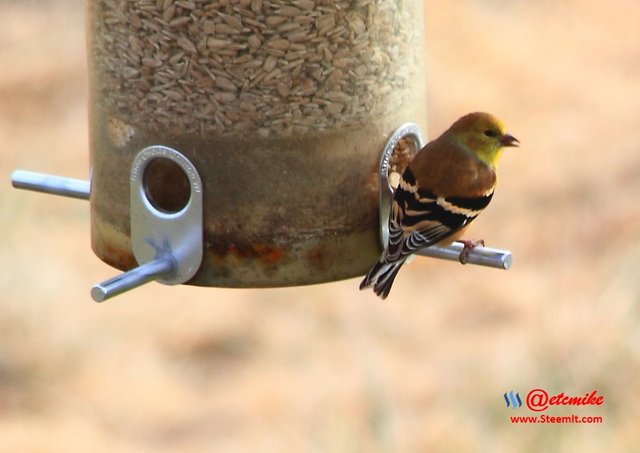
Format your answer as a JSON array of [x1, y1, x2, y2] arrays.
[[87, 0, 428, 287]]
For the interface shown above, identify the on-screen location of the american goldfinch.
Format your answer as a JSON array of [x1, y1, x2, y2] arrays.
[[360, 112, 519, 299]]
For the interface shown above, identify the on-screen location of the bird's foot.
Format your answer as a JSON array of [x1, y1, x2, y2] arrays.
[[456, 239, 485, 264]]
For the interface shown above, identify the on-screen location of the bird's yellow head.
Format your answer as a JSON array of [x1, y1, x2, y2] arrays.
[[447, 112, 519, 168]]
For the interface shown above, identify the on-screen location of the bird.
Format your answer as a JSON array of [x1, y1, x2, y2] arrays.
[[360, 112, 518, 299]]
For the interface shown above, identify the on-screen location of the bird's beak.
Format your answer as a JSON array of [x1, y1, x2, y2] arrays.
[[500, 134, 519, 147]]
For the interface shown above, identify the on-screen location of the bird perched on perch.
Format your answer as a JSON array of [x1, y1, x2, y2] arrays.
[[360, 112, 519, 299]]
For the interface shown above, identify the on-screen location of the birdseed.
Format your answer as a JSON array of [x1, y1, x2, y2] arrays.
[[388, 137, 416, 189], [89, 0, 422, 138]]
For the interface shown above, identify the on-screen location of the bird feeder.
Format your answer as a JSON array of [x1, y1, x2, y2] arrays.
[[11, 0, 511, 301]]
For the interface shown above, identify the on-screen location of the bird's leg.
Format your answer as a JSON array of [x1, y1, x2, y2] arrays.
[[456, 239, 485, 264]]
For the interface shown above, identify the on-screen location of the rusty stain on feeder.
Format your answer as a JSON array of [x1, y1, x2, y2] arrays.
[[229, 243, 286, 265], [96, 241, 137, 271], [207, 240, 287, 264], [306, 244, 328, 272]]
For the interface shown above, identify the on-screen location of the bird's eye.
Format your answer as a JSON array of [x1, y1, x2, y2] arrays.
[[484, 129, 498, 138]]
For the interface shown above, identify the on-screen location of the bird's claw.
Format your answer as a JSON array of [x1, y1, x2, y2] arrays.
[[457, 239, 485, 264]]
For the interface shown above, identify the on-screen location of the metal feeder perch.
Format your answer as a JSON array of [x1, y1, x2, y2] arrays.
[[10, 2, 511, 301]]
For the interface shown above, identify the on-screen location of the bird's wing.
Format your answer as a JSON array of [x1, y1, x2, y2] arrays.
[[385, 168, 493, 263]]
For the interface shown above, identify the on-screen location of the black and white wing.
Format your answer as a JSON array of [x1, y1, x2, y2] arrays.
[[384, 168, 494, 263]]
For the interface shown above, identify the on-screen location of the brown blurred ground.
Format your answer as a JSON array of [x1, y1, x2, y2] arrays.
[[1, 0, 639, 451]]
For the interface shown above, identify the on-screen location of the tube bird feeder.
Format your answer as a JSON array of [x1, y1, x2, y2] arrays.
[[11, 0, 512, 301]]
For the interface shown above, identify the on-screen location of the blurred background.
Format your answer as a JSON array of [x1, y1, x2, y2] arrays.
[[1, 0, 639, 451]]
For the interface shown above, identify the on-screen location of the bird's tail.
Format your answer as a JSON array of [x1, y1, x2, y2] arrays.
[[359, 258, 407, 299]]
